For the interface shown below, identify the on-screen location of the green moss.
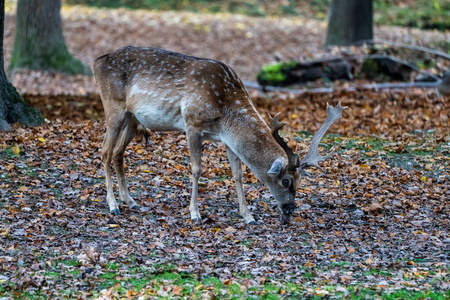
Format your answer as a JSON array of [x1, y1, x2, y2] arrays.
[[10, 48, 91, 76], [0, 80, 44, 130], [7, 83, 44, 126], [257, 61, 297, 86]]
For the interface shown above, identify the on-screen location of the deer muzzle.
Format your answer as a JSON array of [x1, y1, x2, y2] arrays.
[[281, 203, 296, 224]]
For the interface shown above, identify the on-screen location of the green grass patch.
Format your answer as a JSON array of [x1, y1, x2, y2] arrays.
[[382, 289, 450, 300], [0, 145, 20, 159], [65, 0, 449, 31], [341, 136, 448, 157], [374, 0, 449, 31], [1, 260, 449, 299]]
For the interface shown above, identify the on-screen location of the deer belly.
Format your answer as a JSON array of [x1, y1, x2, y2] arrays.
[[132, 103, 186, 132]]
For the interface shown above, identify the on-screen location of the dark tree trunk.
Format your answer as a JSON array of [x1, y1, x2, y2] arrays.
[[0, 0, 44, 131], [325, 0, 373, 46], [9, 0, 90, 75]]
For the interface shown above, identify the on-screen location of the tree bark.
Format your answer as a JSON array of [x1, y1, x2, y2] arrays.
[[9, 0, 90, 75], [325, 0, 373, 46], [0, 0, 44, 131]]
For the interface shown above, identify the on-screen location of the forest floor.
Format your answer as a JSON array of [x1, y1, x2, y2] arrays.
[[1, 5, 449, 300]]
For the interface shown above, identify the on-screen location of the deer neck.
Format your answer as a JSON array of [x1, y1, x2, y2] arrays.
[[220, 102, 287, 182]]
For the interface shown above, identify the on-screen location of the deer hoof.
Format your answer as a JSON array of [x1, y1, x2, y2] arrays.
[[248, 220, 258, 226], [130, 204, 140, 210], [111, 208, 120, 216]]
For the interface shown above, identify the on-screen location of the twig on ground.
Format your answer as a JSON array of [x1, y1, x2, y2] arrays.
[[352, 39, 450, 60], [243, 80, 440, 95]]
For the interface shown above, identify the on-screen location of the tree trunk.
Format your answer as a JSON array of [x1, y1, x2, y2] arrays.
[[9, 0, 90, 75], [0, 0, 44, 131], [325, 0, 373, 46]]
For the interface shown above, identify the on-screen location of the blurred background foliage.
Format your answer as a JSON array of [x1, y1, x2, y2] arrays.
[[60, 0, 449, 31]]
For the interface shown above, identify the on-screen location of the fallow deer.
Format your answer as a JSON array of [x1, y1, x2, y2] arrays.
[[93, 46, 345, 225]]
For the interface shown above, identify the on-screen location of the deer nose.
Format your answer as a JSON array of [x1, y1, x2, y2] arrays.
[[281, 203, 296, 215]]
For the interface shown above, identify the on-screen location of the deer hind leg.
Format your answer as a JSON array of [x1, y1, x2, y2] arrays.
[[112, 113, 140, 211], [226, 146, 256, 225], [187, 130, 202, 222]]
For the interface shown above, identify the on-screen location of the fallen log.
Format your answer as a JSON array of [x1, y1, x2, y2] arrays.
[[256, 54, 440, 87]]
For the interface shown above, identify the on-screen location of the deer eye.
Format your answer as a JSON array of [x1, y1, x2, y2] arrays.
[[282, 178, 290, 188]]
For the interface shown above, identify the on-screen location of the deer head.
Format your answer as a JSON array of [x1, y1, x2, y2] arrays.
[[268, 102, 346, 224]]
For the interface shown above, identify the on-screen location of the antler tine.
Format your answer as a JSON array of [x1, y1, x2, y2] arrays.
[[300, 102, 346, 169], [269, 113, 299, 170], [269, 112, 284, 128]]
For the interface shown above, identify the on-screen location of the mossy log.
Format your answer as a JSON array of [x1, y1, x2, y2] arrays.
[[256, 55, 431, 87], [257, 58, 353, 87]]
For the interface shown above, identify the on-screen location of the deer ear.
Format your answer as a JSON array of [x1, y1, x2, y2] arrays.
[[267, 158, 285, 176]]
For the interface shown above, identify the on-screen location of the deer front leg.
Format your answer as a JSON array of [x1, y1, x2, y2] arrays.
[[226, 147, 257, 225], [187, 130, 202, 222], [103, 130, 120, 215]]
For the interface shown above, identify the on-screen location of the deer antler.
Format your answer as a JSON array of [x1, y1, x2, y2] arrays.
[[300, 102, 346, 170], [270, 113, 300, 171]]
